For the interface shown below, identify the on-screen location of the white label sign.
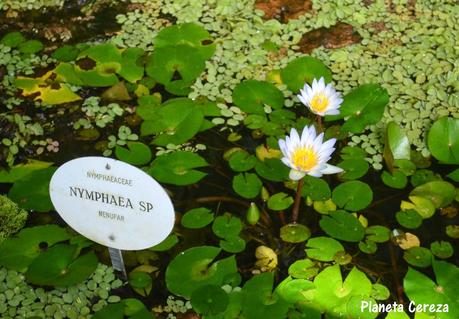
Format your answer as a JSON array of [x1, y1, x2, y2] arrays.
[[49, 157, 175, 250]]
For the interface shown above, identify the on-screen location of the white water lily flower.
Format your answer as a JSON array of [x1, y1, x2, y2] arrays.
[[297, 77, 343, 116], [278, 126, 343, 180]]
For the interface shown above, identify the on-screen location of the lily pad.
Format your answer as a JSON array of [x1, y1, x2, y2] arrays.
[[365, 226, 390, 243], [280, 56, 332, 92], [430, 241, 454, 259], [305, 236, 344, 262], [401, 196, 436, 219], [18, 40, 43, 54], [128, 270, 152, 296], [410, 180, 456, 208], [319, 210, 365, 242], [92, 299, 154, 319], [288, 259, 318, 279], [232, 80, 284, 115], [371, 283, 390, 300], [149, 234, 179, 252], [255, 158, 289, 182], [337, 159, 369, 180], [118, 47, 144, 83], [384, 121, 411, 169], [25, 244, 98, 286], [427, 117, 459, 164], [358, 240, 377, 254], [332, 181, 373, 211], [212, 213, 243, 239], [1, 31, 26, 47], [165, 246, 238, 298], [228, 150, 257, 172], [447, 168, 459, 182], [280, 223, 311, 243], [232, 173, 262, 199], [0, 160, 53, 183], [403, 247, 432, 268], [301, 175, 331, 201], [219, 236, 246, 253], [396, 209, 423, 229], [381, 170, 408, 189], [191, 284, 229, 316], [52, 45, 80, 62], [115, 142, 152, 166], [181, 207, 214, 229], [148, 151, 208, 185], [8, 166, 56, 212], [267, 192, 294, 211]]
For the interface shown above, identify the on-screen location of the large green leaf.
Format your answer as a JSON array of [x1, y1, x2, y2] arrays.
[[8, 167, 56, 212], [165, 246, 238, 298], [280, 56, 332, 92], [148, 151, 208, 185], [0, 160, 53, 183], [319, 210, 365, 242], [232, 80, 284, 115], [212, 213, 243, 239], [305, 237, 344, 262], [115, 142, 152, 166], [118, 47, 144, 83], [301, 175, 331, 201], [267, 192, 294, 211], [410, 180, 456, 208], [255, 158, 289, 182], [427, 117, 459, 164], [191, 284, 229, 316], [384, 122, 411, 168], [332, 181, 373, 211], [232, 173, 262, 199], [228, 150, 257, 172], [181, 207, 214, 229]]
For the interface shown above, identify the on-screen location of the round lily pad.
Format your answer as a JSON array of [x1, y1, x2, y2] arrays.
[[182, 207, 214, 229], [385, 121, 411, 161], [430, 241, 454, 259], [191, 284, 229, 316], [288, 259, 318, 279], [228, 151, 257, 172], [427, 117, 459, 164], [332, 181, 373, 211], [149, 234, 179, 252], [128, 271, 152, 290], [25, 244, 98, 286], [280, 223, 311, 243], [358, 240, 377, 254], [410, 180, 456, 208], [371, 283, 390, 300], [232, 80, 284, 115], [255, 158, 289, 182], [403, 247, 432, 268], [219, 236, 246, 253], [365, 226, 390, 243], [232, 173, 262, 199], [319, 210, 365, 242], [301, 175, 331, 201], [395, 209, 423, 229], [280, 56, 332, 92], [337, 159, 369, 180], [381, 170, 408, 189], [165, 246, 238, 298], [115, 142, 152, 166], [1, 31, 26, 48], [212, 213, 243, 239], [305, 236, 344, 262], [52, 45, 80, 62], [18, 40, 43, 54], [267, 192, 294, 211]]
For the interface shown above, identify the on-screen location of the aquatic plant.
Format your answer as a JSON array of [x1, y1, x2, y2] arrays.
[[0, 195, 27, 243]]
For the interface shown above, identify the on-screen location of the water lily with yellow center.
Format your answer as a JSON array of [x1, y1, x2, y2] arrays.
[[278, 126, 343, 180], [298, 77, 343, 116]]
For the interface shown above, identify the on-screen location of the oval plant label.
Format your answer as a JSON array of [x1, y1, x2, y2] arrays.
[[49, 157, 174, 250]]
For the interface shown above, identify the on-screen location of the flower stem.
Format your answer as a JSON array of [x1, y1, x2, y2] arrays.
[[316, 115, 323, 133], [291, 178, 304, 223]]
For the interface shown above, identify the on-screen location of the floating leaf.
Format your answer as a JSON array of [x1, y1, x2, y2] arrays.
[[148, 151, 208, 185], [212, 213, 243, 239], [381, 170, 408, 189], [26, 244, 97, 286], [410, 169, 441, 187], [319, 210, 365, 242], [165, 246, 238, 298], [18, 40, 43, 54], [371, 283, 390, 300], [359, 240, 377, 254], [340, 146, 367, 160], [52, 45, 80, 62], [149, 234, 179, 252], [338, 159, 369, 180], [280, 223, 311, 243], [232, 173, 262, 199], [115, 142, 152, 166], [447, 168, 459, 182], [396, 209, 423, 229], [255, 158, 289, 182], [92, 299, 154, 319], [430, 241, 454, 259], [219, 236, 246, 253], [228, 150, 257, 172], [403, 247, 432, 268], [128, 270, 152, 296], [118, 47, 144, 83], [401, 196, 436, 219], [288, 259, 318, 279], [410, 180, 456, 208], [427, 117, 459, 164], [8, 167, 56, 212], [267, 192, 294, 211], [1, 31, 26, 47], [395, 232, 420, 250], [102, 82, 131, 101], [0, 160, 53, 183], [191, 284, 229, 316], [302, 175, 331, 201], [365, 226, 390, 243], [232, 80, 284, 115], [305, 236, 344, 262], [281, 56, 332, 92], [332, 181, 373, 211], [181, 207, 214, 229], [384, 121, 410, 171]]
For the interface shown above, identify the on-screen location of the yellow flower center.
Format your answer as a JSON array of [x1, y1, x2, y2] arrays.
[[310, 94, 329, 113], [291, 147, 318, 171]]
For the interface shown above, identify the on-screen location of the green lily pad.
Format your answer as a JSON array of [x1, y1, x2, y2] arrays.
[[18, 40, 43, 54], [275, 277, 315, 305], [359, 240, 377, 254], [365, 226, 390, 243], [280, 223, 311, 243], [410, 180, 456, 208], [406, 196, 436, 219], [118, 47, 144, 83], [219, 236, 246, 253], [148, 151, 208, 185], [381, 170, 408, 189], [25, 244, 97, 286], [165, 246, 238, 298], [181, 207, 214, 229], [8, 167, 56, 212], [79, 43, 121, 63], [447, 168, 459, 182], [115, 142, 152, 166], [149, 234, 179, 252], [319, 210, 365, 242], [301, 175, 331, 201], [191, 284, 229, 316], [288, 259, 318, 279], [395, 209, 423, 229], [340, 146, 367, 160], [228, 150, 257, 172], [241, 272, 289, 319], [305, 236, 344, 262], [1, 31, 26, 47], [329, 84, 389, 134], [427, 117, 459, 164], [52, 45, 80, 62], [337, 159, 369, 180], [280, 56, 332, 92], [0, 225, 71, 271], [92, 299, 154, 319], [410, 169, 441, 187], [403, 247, 432, 268], [75, 67, 119, 87], [128, 271, 152, 297], [371, 283, 390, 300], [267, 192, 294, 211], [232, 173, 262, 199], [154, 22, 216, 60], [255, 158, 289, 182], [212, 213, 243, 239], [232, 80, 284, 115], [430, 241, 454, 259], [393, 159, 416, 176], [332, 181, 373, 211], [384, 121, 411, 171], [0, 160, 53, 183]]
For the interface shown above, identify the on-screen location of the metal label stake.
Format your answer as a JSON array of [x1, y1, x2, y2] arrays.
[[108, 247, 127, 279]]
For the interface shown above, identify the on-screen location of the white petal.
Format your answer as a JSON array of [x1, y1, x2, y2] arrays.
[[290, 128, 300, 145], [289, 169, 306, 181], [321, 164, 344, 174], [297, 93, 308, 106], [325, 109, 340, 116], [278, 139, 288, 155]]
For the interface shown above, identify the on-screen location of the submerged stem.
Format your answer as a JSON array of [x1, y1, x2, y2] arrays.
[[291, 178, 304, 223]]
